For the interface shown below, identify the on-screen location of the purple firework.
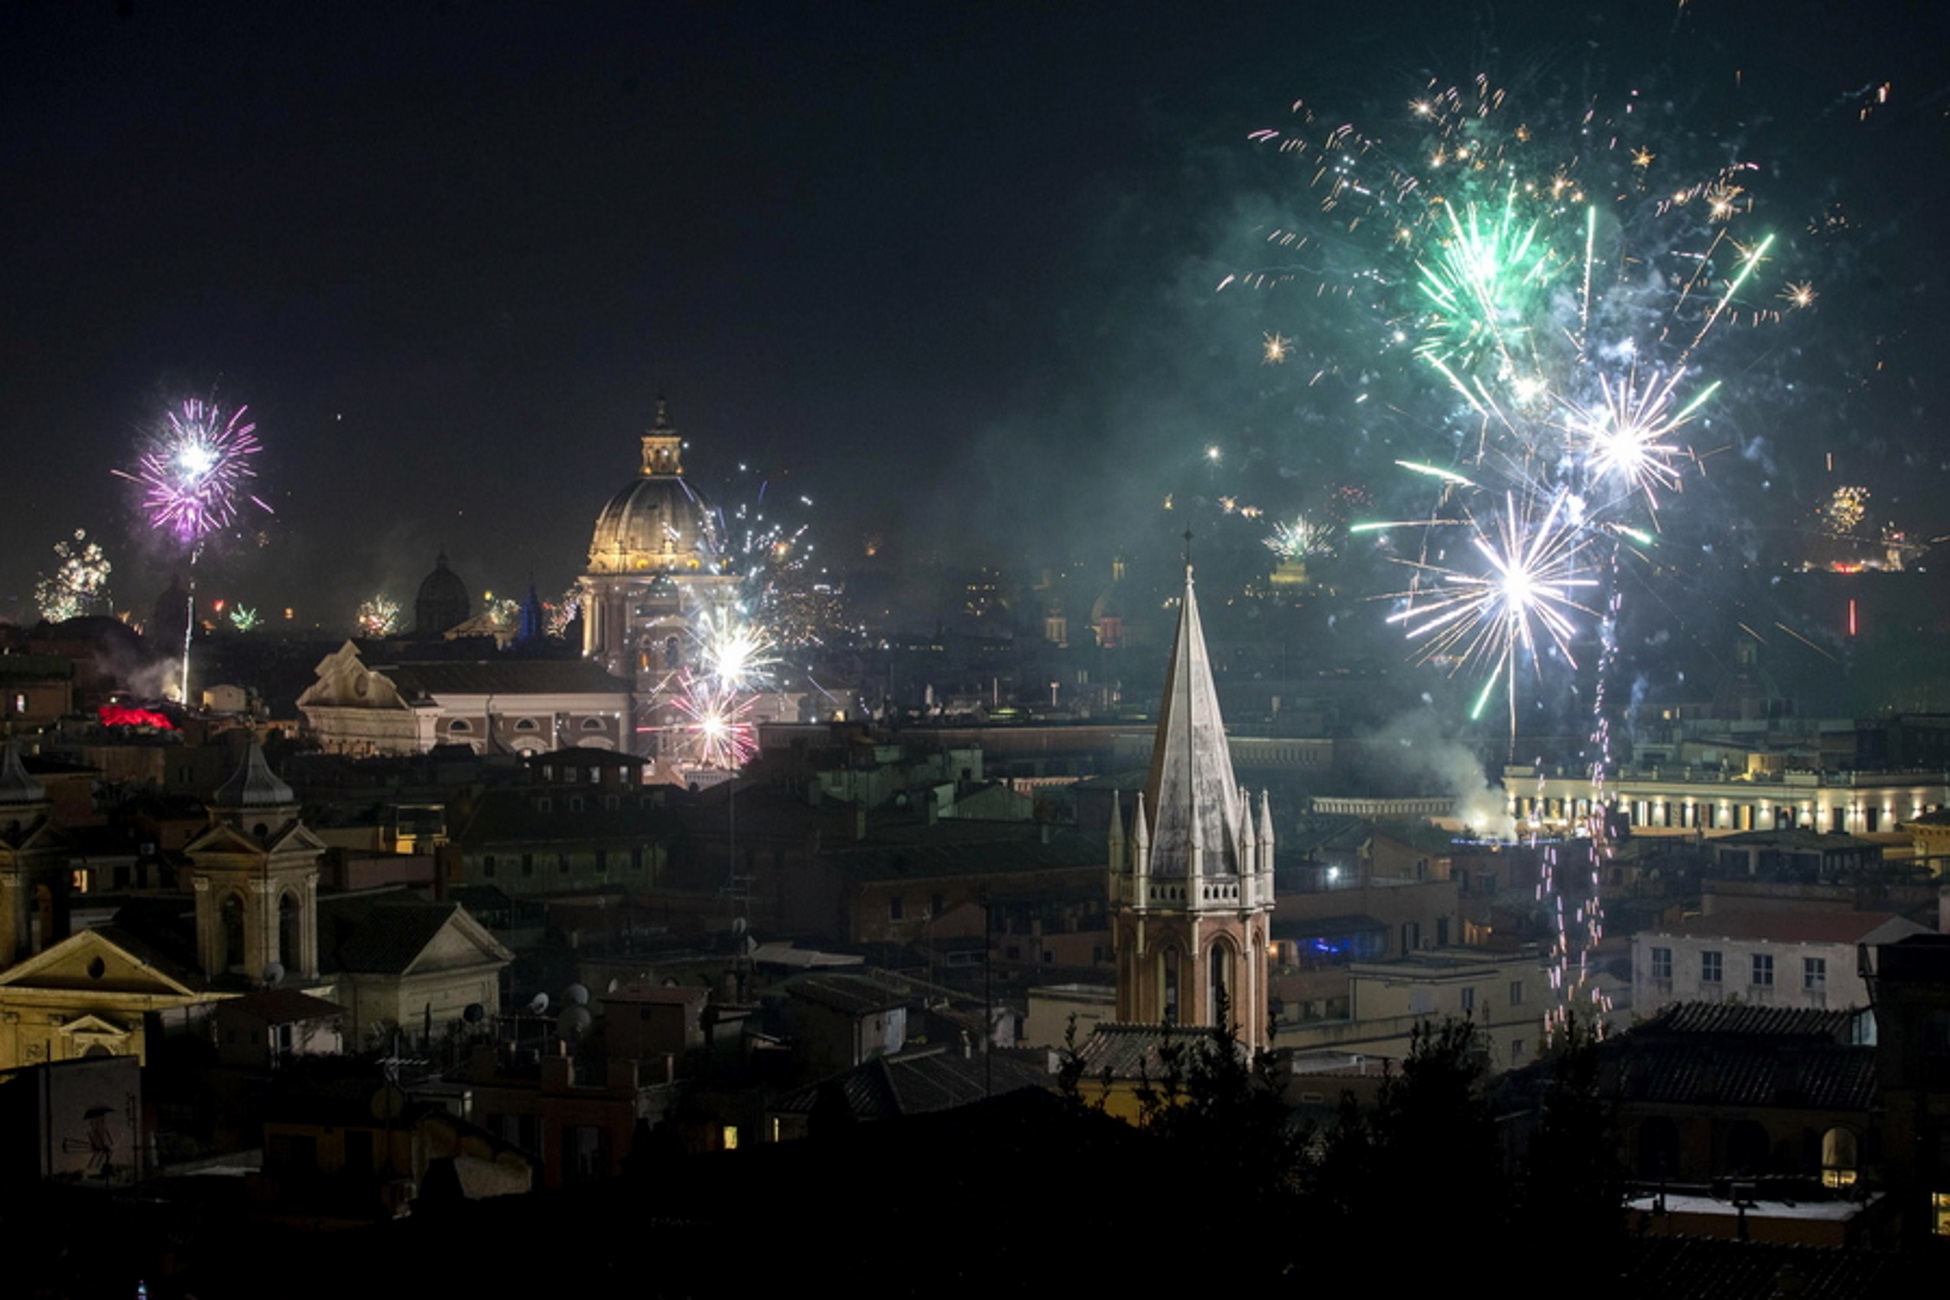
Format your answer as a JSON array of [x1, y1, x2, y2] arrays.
[[119, 399, 270, 547]]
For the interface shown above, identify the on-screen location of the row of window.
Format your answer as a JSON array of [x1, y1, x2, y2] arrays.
[[445, 717, 610, 733], [1650, 946, 1827, 990], [481, 848, 650, 878]]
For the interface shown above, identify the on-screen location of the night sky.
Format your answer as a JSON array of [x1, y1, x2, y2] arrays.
[[4, 1, 1947, 647]]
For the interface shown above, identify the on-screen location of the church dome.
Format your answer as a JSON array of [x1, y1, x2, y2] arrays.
[[414, 551, 472, 638], [586, 401, 719, 576]]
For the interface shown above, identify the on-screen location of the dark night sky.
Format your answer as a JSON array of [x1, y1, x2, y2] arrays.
[[3, 1, 1946, 639]]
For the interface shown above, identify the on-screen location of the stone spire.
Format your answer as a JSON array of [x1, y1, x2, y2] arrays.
[[1140, 567, 1248, 879]]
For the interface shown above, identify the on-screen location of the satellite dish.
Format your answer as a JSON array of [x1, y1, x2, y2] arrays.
[[731, 916, 746, 935], [605, 978, 621, 994], [261, 961, 284, 988], [462, 1003, 486, 1024], [558, 1005, 593, 1044], [563, 983, 590, 1006], [527, 992, 551, 1016], [741, 934, 758, 957]]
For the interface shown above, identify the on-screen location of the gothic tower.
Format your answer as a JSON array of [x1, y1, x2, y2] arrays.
[[1108, 566, 1275, 1049], [183, 744, 324, 984]]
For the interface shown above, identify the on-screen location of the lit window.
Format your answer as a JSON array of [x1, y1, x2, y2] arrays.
[[1934, 1191, 1950, 1237], [1821, 1128, 1858, 1188], [1701, 950, 1722, 984], [1752, 954, 1774, 987]]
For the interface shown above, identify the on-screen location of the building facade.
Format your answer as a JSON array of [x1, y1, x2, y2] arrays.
[[578, 402, 738, 760]]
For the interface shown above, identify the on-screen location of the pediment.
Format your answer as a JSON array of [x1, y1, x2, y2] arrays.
[[0, 929, 199, 997], [297, 642, 411, 710], [405, 911, 515, 975], [58, 1012, 133, 1038], [0, 813, 68, 856], [184, 818, 326, 860]]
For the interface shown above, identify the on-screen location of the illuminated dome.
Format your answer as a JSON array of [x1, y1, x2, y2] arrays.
[[586, 401, 719, 576]]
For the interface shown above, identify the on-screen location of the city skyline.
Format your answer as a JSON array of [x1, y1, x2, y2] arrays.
[[4, 2, 1946, 675]]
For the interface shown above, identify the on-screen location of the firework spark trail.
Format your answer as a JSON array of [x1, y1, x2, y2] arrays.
[[115, 398, 273, 704], [1241, 68, 1817, 1041]]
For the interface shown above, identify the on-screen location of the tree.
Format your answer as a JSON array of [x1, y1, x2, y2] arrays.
[[1306, 1017, 1508, 1269], [1520, 1014, 1628, 1270]]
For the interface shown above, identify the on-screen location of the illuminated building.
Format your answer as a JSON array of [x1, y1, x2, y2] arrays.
[[578, 400, 738, 760], [1107, 566, 1275, 1050]]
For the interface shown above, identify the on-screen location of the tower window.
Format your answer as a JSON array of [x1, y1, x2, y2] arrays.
[[1161, 947, 1180, 1025]]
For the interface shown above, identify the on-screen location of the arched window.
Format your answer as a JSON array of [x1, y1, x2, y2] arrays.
[[1637, 1117, 1680, 1179], [1727, 1119, 1771, 1175], [1208, 942, 1234, 1027], [221, 893, 246, 971], [447, 718, 472, 733], [278, 892, 302, 972], [1821, 1127, 1859, 1188], [1160, 947, 1179, 1025]]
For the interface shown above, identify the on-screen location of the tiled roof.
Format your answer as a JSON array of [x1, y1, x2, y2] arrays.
[[770, 1047, 1052, 1119], [1642, 1002, 1856, 1040], [785, 971, 909, 1016], [1622, 1237, 1906, 1300], [1608, 1003, 1875, 1111], [379, 658, 632, 700], [1073, 1022, 1243, 1080]]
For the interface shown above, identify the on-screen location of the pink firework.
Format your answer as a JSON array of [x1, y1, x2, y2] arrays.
[[671, 672, 757, 769], [118, 399, 270, 548]]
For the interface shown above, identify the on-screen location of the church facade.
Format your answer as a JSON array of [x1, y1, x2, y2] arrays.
[[579, 401, 738, 762]]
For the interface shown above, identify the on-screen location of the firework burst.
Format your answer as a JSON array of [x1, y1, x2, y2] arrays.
[[35, 529, 113, 622], [356, 595, 401, 637], [1388, 490, 1600, 722], [670, 672, 757, 770], [117, 400, 270, 549]]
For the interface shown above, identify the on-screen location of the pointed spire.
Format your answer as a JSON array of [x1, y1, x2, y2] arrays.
[[1108, 789, 1126, 865], [1142, 566, 1246, 878], [212, 741, 295, 810], [0, 739, 46, 807]]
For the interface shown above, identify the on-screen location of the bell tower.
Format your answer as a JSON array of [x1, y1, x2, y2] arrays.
[[0, 741, 70, 966], [184, 743, 323, 984], [1108, 566, 1275, 1049]]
